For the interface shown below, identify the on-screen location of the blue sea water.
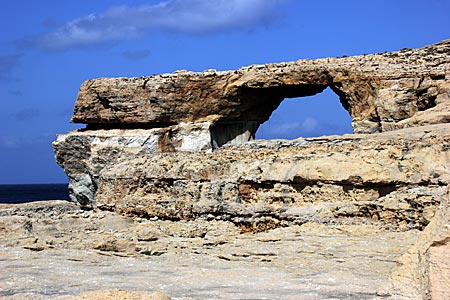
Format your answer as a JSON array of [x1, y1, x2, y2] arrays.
[[0, 184, 70, 204]]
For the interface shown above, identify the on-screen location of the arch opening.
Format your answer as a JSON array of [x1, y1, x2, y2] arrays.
[[255, 87, 353, 140]]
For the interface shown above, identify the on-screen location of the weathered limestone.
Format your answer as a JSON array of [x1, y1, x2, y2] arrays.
[[53, 124, 450, 231], [72, 39, 450, 138], [49, 39, 450, 299], [388, 185, 450, 299], [68, 290, 172, 300], [0, 201, 423, 300]]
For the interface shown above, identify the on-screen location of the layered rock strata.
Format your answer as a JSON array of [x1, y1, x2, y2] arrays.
[[1, 194, 448, 299], [0, 200, 423, 300], [54, 124, 449, 232], [55, 40, 450, 212], [51, 40, 450, 299], [388, 186, 450, 299]]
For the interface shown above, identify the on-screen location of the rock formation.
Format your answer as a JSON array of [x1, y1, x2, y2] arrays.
[[72, 39, 450, 137], [388, 186, 450, 299], [48, 39, 450, 299], [54, 125, 449, 232]]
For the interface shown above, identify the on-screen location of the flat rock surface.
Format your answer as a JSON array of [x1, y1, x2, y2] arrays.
[[0, 201, 419, 300]]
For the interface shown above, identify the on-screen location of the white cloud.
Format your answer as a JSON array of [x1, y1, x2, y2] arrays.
[[36, 0, 286, 50], [256, 117, 325, 139]]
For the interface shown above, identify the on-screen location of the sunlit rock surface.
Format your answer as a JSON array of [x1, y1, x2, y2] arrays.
[[3, 40, 450, 299], [49, 39, 450, 299], [72, 39, 450, 135], [53, 124, 449, 233], [0, 201, 423, 300]]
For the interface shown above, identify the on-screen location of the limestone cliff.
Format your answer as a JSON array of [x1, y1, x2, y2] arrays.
[[52, 40, 450, 299]]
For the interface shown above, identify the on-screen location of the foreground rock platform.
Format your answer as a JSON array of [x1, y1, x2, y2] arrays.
[[1, 195, 449, 299], [0, 201, 424, 300]]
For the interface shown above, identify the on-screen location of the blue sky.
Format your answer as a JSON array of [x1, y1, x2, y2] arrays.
[[0, 0, 449, 184]]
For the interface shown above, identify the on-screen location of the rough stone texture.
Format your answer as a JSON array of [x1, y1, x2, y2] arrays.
[[73, 290, 171, 300], [387, 185, 450, 299], [0, 201, 421, 300], [42, 39, 450, 299], [53, 124, 450, 229], [72, 40, 450, 136]]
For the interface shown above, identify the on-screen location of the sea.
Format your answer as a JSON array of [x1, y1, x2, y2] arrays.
[[0, 184, 70, 204]]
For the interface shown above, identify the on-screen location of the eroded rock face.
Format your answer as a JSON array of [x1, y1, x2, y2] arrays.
[[51, 40, 450, 299], [72, 40, 450, 136], [0, 201, 422, 300], [53, 124, 450, 231]]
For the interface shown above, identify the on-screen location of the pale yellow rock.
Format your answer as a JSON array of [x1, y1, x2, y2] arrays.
[[45, 39, 450, 300], [388, 185, 450, 299], [54, 124, 450, 232]]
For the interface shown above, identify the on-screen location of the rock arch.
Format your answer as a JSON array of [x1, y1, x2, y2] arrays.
[[52, 41, 450, 298], [71, 40, 449, 150]]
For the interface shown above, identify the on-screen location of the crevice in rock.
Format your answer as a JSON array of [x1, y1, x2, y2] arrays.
[[429, 73, 445, 80], [417, 94, 437, 111], [96, 92, 111, 109], [210, 121, 260, 149]]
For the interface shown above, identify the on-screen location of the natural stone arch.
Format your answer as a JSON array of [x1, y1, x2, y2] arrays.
[[71, 40, 449, 150], [50, 40, 450, 299], [209, 82, 352, 147]]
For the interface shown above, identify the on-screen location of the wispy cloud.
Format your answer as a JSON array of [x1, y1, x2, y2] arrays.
[[34, 0, 287, 50], [256, 116, 352, 140], [122, 49, 151, 61], [0, 54, 21, 80], [257, 117, 321, 140]]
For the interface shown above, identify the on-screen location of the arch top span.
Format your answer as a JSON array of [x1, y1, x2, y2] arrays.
[[71, 40, 450, 148]]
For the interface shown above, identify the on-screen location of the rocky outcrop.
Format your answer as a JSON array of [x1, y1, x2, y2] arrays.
[[72, 39, 450, 137], [69, 290, 171, 300], [53, 124, 450, 232], [49, 39, 450, 299]]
